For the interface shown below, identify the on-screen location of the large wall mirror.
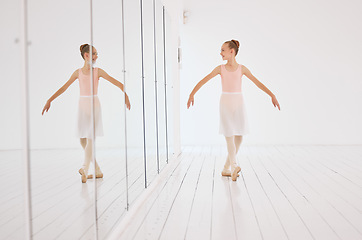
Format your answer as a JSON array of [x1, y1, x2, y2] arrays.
[[122, 0, 145, 212], [1, 0, 175, 239], [0, 1, 25, 239], [92, 0, 128, 239], [27, 1, 96, 239]]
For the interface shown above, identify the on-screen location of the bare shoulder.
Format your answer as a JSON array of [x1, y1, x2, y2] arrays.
[[72, 69, 79, 79], [63, 69, 79, 85], [241, 65, 251, 74], [97, 68, 107, 78], [213, 65, 222, 75]]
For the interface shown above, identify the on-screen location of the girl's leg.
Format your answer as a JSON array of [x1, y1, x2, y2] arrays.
[[79, 138, 88, 183], [80, 138, 87, 149], [79, 138, 93, 183], [225, 136, 241, 181], [234, 135, 243, 155], [222, 135, 243, 174], [94, 161, 102, 175], [83, 138, 93, 175], [90, 159, 103, 179], [81, 138, 103, 180], [225, 136, 237, 170], [83, 138, 103, 175]]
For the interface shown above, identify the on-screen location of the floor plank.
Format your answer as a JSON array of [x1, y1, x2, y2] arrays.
[[159, 147, 208, 240]]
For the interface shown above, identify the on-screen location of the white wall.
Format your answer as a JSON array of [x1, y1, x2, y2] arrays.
[[181, 0, 362, 145]]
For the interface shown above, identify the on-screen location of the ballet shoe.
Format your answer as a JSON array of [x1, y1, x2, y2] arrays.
[[232, 166, 241, 181], [87, 173, 103, 179], [221, 170, 231, 176], [78, 168, 87, 183], [221, 170, 239, 177]]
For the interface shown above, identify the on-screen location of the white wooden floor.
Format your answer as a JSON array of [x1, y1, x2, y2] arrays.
[[0, 148, 164, 240], [1, 146, 362, 240], [115, 145, 362, 240]]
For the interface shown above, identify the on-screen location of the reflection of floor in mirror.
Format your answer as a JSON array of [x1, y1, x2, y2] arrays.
[[0, 150, 25, 240], [116, 145, 362, 240], [0, 148, 158, 240]]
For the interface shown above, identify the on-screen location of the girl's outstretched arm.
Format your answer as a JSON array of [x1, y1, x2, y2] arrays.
[[242, 65, 280, 110], [187, 66, 221, 109], [98, 68, 131, 110], [42, 70, 78, 115]]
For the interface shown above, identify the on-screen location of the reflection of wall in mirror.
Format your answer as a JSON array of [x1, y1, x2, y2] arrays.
[[0, 0, 22, 150]]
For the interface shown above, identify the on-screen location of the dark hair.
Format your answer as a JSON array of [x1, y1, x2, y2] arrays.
[[224, 39, 240, 56], [80, 44, 94, 59]]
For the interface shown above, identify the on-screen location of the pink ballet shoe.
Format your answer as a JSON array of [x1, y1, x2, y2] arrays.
[[87, 173, 103, 179], [78, 168, 87, 183], [232, 166, 241, 181], [221, 169, 239, 177]]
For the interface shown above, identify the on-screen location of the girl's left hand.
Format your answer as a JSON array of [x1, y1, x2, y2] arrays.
[[272, 95, 280, 110], [187, 95, 194, 109], [42, 101, 51, 115], [125, 95, 131, 110]]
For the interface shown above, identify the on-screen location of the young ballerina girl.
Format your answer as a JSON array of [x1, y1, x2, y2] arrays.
[[42, 44, 131, 183], [187, 39, 280, 181]]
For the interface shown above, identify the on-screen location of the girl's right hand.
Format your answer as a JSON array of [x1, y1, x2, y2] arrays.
[[125, 95, 131, 110], [42, 101, 51, 115], [187, 95, 194, 109], [271, 95, 281, 110]]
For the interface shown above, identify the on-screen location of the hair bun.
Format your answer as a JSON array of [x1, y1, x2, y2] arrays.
[[231, 39, 240, 48], [80, 44, 88, 52]]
